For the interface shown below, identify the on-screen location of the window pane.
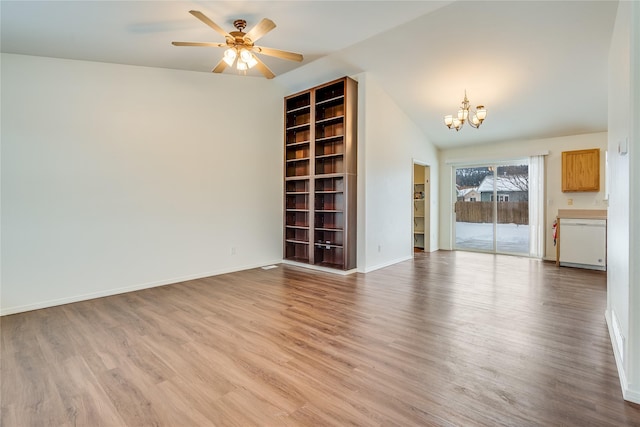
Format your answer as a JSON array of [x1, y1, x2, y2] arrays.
[[495, 163, 529, 254], [455, 166, 494, 251]]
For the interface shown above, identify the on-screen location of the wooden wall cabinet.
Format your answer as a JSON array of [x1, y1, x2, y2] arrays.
[[562, 148, 600, 192], [284, 77, 358, 271]]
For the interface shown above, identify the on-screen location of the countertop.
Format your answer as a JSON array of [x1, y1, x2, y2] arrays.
[[556, 209, 607, 220]]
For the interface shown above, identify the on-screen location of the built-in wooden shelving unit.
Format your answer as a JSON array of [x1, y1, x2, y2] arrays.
[[284, 77, 357, 271]]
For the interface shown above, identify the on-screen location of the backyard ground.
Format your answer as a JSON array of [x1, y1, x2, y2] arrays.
[[455, 221, 530, 254]]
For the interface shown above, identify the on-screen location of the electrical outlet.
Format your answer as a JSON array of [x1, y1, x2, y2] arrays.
[[231, 247, 237, 255], [567, 198, 573, 206]]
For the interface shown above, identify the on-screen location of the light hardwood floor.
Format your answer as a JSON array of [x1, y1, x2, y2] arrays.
[[2, 251, 640, 426]]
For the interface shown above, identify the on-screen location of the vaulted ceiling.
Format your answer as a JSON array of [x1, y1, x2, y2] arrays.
[[1, 1, 619, 148]]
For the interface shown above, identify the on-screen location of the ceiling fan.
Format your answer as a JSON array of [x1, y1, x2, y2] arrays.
[[172, 10, 303, 79]]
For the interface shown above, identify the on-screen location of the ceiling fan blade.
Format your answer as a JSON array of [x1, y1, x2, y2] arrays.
[[189, 10, 232, 40], [211, 59, 228, 74], [253, 56, 275, 79], [254, 46, 303, 62], [172, 41, 226, 48], [244, 18, 276, 43]]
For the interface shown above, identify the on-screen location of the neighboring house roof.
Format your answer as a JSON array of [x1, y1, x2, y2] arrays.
[[458, 187, 477, 197], [477, 175, 527, 193]]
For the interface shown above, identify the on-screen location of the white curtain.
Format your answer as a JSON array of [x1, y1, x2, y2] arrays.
[[529, 155, 545, 258]]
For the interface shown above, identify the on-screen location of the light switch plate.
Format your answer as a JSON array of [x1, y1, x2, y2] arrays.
[[618, 137, 629, 155]]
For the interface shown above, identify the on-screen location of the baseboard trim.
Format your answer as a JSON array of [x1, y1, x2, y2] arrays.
[[0, 260, 283, 316], [281, 260, 357, 275], [360, 255, 413, 273], [605, 309, 640, 404]]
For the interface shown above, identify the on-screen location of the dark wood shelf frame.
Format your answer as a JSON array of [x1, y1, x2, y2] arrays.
[[283, 77, 357, 270]]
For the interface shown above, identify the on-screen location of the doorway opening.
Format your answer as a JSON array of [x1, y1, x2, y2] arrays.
[[454, 161, 530, 255], [413, 163, 430, 253]]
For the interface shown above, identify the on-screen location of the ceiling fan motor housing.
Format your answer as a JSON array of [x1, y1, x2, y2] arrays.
[[233, 19, 247, 31]]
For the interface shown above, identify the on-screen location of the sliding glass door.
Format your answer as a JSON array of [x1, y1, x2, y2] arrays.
[[454, 161, 530, 255]]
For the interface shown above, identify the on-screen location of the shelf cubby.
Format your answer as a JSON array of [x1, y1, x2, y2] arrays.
[[286, 180, 309, 194], [285, 241, 309, 263], [286, 193, 309, 210], [316, 120, 344, 139], [316, 177, 344, 193], [314, 246, 344, 269], [316, 98, 345, 121], [286, 92, 311, 112], [315, 229, 344, 246], [286, 144, 310, 160], [314, 211, 344, 230], [286, 227, 309, 243], [286, 211, 309, 228], [316, 137, 344, 156], [315, 157, 344, 175], [286, 110, 311, 129], [316, 82, 345, 104], [315, 192, 344, 211], [285, 159, 310, 177], [286, 128, 311, 145]]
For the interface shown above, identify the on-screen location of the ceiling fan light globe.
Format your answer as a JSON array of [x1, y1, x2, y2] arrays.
[[246, 56, 258, 69], [223, 48, 237, 66], [239, 49, 252, 62], [236, 60, 248, 71], [239, 49, 258, 68]]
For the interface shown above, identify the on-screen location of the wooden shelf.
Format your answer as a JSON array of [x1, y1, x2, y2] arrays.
[[283, 77, 357, 270], [286, 123, 310, 131], [316, 95, 344, 106]]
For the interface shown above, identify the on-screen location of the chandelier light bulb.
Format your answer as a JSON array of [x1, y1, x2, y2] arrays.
[[476, 106, 487, 121], [444, 115, 453, 128]]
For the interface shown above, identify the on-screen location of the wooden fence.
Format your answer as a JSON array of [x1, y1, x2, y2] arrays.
[[455, 201, 529, 225]]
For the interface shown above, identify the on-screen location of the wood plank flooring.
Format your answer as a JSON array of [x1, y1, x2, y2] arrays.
[[2, 250, 640, 426]]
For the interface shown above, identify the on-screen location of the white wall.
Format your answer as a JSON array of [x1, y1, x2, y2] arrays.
[[606, 0, 640, 404], [356, 74, 439, 272], [630, 0, 640, 400], [438, 132, 608, 260], [1, 54, 286, 315]]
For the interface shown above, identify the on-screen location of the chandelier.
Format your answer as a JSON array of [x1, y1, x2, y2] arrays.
[[444, 91, 487, 131]]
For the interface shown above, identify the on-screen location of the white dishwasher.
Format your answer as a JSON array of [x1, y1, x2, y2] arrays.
[[559, 218, 606, 270]]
